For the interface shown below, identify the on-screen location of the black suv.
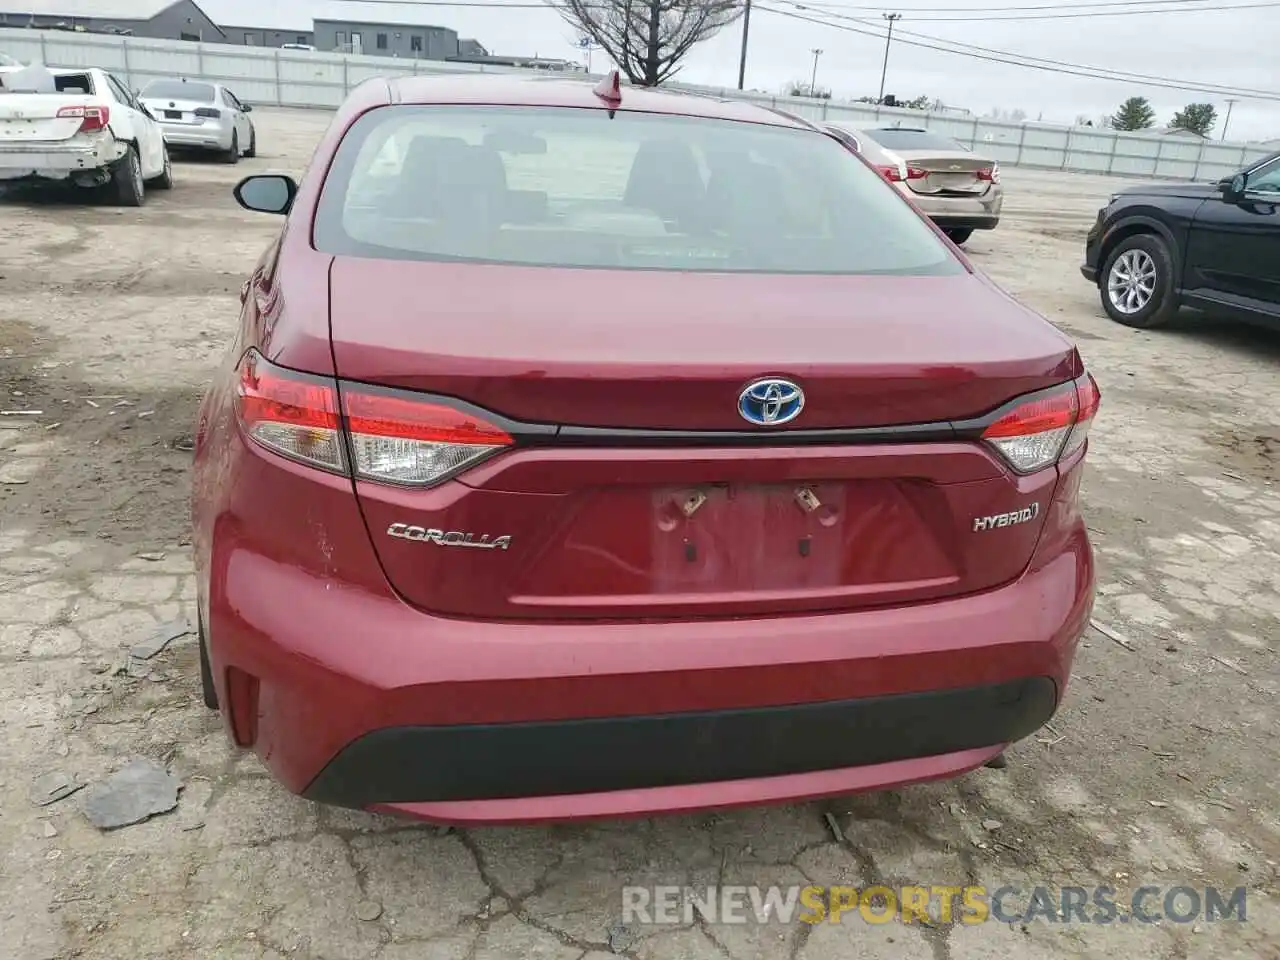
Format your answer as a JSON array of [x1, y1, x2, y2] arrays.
[[1081, 151, 1280, 329]]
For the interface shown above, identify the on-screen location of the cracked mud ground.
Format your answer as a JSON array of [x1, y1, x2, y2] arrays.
[[1, 110, 1277, 960]]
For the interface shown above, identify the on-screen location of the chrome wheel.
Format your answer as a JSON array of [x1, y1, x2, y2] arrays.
[[1106, 249, 1157, 315]]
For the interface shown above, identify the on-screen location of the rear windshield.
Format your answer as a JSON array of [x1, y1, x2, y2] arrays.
[[142, 79, 215, 102], [866, 129, 966, 152], [54, 73, 94, 94], [313, 105, 963, 276]]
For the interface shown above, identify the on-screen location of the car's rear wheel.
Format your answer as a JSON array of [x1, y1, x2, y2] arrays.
[[223, 131, 240, 165], [1100, 233, 1178, 328], [148, 146, 174, 190], [944, 227, 973, 245], [244, 126, 257, 159], [198, 613, 218, 710], [111, 144, 145, 207]]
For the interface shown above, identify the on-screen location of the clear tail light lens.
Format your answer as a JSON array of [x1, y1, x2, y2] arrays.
[[235, 351, 345, 473], [57, 104, 110, 133], [233, 350, 512, 487], [342, 389, 511, 486], [981, 372, 1100, 474]]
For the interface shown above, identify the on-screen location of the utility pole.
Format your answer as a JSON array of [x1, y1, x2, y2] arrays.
[[737, 0, 751, 90], [1222, 98, 1237, 140], [878, 12, 901, 104], [809, 48, 823, 95]]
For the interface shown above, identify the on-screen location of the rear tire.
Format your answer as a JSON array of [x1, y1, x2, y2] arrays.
[[944, 227, 973, 245], [198, 613, 218, 710], [244, 126, 257, 159], [148, 146, 174, 190], [223, 131, 240, 165], [111, 144, 145, 207], [1099, 233, 1178, 329]]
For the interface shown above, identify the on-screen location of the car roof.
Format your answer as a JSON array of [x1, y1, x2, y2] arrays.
[[384, 74, 809, 129]]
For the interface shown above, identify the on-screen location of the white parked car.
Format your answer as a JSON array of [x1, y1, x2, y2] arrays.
[[0, 64, 171, 205], [137, 78, 256, 163]]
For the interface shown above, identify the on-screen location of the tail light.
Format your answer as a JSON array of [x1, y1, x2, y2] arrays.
[[977, 164, 1001, 184], [194, 107, 221, 118], [343, 390, 511, 486], [235, 350, 345, 473], [876, 164, 927, 183], [56, 104, 110, 133], [981, 373, 1100, 474], [234, 350, 512, 487]]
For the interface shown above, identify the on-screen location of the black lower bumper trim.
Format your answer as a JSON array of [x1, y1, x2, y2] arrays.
[[1080, 264, 1099, 283], [303, 678, 1058, 807], [928, 216, 999, 230]]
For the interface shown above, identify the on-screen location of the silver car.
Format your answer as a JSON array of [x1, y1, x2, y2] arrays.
[[825, 124, 1003, 245], [138, 78, 256, 164]]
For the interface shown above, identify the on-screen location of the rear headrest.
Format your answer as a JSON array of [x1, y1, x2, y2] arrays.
[[624, 138, 705, 221], [707, 161, 786, 230]]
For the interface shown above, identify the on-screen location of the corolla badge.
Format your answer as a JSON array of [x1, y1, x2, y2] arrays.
[[738, 378, 804, 426], [387, 524, 512, 550]]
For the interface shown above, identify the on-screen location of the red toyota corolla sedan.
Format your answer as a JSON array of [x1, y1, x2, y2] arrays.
[[191, 72, 1098, 825]]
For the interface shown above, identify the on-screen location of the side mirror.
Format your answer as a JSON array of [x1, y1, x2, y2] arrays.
[[234, 174, 297, 215], [242, 102, 253, 112], [1221, 173, 1247, 200]]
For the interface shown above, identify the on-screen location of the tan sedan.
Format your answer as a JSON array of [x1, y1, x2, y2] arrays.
[[825, 123, 1003, 245]]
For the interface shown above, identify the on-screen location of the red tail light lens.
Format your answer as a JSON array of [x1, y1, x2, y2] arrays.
[[342, 389, 512, 486], [234, 350, 513, 486], [57, 104, 110, 133], [981, 373, 1100, 474], [194, 107, 222, 119], [235, 350, 345, 473], [877, 164, 927, 182], [977, 164, 1001, 184], [1061, 372, 1100, 460]]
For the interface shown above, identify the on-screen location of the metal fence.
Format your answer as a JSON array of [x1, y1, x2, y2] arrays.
[[2, 26, 1272, 182]]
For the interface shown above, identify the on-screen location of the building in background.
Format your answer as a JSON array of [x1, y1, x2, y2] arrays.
[[313, 17, 457, 59], [0, 0, 224, 40]]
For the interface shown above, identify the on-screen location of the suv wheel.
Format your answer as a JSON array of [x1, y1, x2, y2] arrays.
[[944, 227, 973, 245], [1100, 234, 1178, 328]]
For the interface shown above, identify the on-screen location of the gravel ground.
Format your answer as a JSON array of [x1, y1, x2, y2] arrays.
[[0, 108, 1277, 960]]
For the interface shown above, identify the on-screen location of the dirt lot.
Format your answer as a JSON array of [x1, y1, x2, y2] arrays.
[[1, 108, 1277, 960]]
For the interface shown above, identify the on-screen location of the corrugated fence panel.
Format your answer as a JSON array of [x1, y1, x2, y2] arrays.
[[2, 26, 1271, 182]]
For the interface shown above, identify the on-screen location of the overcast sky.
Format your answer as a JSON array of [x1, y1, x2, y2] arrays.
[[197, 0, 1280, 141]]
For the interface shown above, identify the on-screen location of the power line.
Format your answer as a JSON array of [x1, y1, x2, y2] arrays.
[[792, 2, 1280, 97], [792, 0, 1280, 22], [756, 4, 1280, 101], [792, 0, 1253, 11]]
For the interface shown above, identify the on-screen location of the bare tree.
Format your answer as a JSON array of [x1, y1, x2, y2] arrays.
[[554, 0, 744, 86]]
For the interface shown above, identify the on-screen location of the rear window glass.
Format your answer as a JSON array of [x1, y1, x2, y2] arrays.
[[142, 80, 215, 101], [866, 129, 966, 152], [53, 73, 93, 94], [313, 105, 963, 276]]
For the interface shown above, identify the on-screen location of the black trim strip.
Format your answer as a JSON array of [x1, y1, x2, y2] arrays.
[[303, 677, 1058, 806]]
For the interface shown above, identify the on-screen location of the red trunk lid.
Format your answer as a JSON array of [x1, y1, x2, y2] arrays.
[[330, 259, 1078, 620]]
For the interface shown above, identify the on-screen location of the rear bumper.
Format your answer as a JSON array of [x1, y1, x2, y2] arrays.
[[899, 184, 1002, 230], [198, 494, 1093, 824], [0, 136, 121, 178], [159, 123, 231, 150]]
